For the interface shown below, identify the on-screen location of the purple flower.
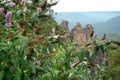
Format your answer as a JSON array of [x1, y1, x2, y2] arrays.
[[5, 23, 12, 28], [5, 12, 12, 23], [0, 8, 3, 14], [5, 2, 16, 7], [33, 60, 39, 65], [11, 66, 16, 72], [37, 7, 42, 12], [5, 12, 12, 28]]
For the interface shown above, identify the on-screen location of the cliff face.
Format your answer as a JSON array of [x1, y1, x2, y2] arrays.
[[61, 20, 94, 46], [61, 20, 69, 33], [71, 23, 94, 46]]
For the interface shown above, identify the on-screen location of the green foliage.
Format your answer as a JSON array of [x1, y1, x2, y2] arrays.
[[0, 0, 114, 80], [108, 44, 120, 80]]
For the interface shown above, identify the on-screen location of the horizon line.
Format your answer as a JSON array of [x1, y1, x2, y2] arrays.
[[53, 11, 120, 13]]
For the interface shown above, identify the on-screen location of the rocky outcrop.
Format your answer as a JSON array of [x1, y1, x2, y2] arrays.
[[61, 20, 69, 33], [71, 23, 94, 46], [60, 21, 94, 46], [84, 24, 94, 38]]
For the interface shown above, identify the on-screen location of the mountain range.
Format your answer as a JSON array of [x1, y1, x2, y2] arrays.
[[54, 12, 120, 36], [93, 16, 120, 35]]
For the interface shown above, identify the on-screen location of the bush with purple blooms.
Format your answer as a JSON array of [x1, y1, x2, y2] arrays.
[[0, 0, 62, 79], [0, 0, 113, 80]]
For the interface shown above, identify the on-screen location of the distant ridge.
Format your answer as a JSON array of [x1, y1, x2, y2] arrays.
[[93, 16, 120, 35], [54, 12, 120, 35]]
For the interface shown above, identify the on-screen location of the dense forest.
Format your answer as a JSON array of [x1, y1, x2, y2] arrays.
[[0, 0, 120, 80]]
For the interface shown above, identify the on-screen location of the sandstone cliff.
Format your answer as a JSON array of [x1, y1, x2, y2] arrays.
[[61, 20, 94, 46]]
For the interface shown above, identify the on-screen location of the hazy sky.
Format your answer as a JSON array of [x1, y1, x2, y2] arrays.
[[51, 0, 120, 12]]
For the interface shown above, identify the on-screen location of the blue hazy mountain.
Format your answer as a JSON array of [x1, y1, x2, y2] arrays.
[[54, 12, 120, 35], [93, 16, 120, 35]]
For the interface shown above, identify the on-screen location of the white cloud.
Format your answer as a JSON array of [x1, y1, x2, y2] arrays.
[[51, 0, 120, 12]]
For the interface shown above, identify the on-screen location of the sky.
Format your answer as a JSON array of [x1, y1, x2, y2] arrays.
[[51, 0, 120, 12]]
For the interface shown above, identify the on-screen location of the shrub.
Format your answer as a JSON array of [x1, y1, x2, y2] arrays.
[[0, 0, 112, 80]]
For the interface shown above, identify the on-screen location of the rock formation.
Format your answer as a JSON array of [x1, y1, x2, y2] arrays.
[[71, 23, 94, 46], [61, 20, 69, 33]]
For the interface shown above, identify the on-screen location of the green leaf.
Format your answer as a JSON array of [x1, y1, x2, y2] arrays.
[[85, 50, 90, 58], [32, 13, 39, 21], [78, 50, 85, 61], [16, 10, 22, 17], [8, 43, 15, 55], [0, 71, 3, 80], [99, 45, 106, 53], [18, 37, 28, 66], [15, 71, 21, 80], [18, 37, 28, 56]]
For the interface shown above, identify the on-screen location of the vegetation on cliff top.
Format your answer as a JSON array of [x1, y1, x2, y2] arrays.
[[0, 0, 120, 80]]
